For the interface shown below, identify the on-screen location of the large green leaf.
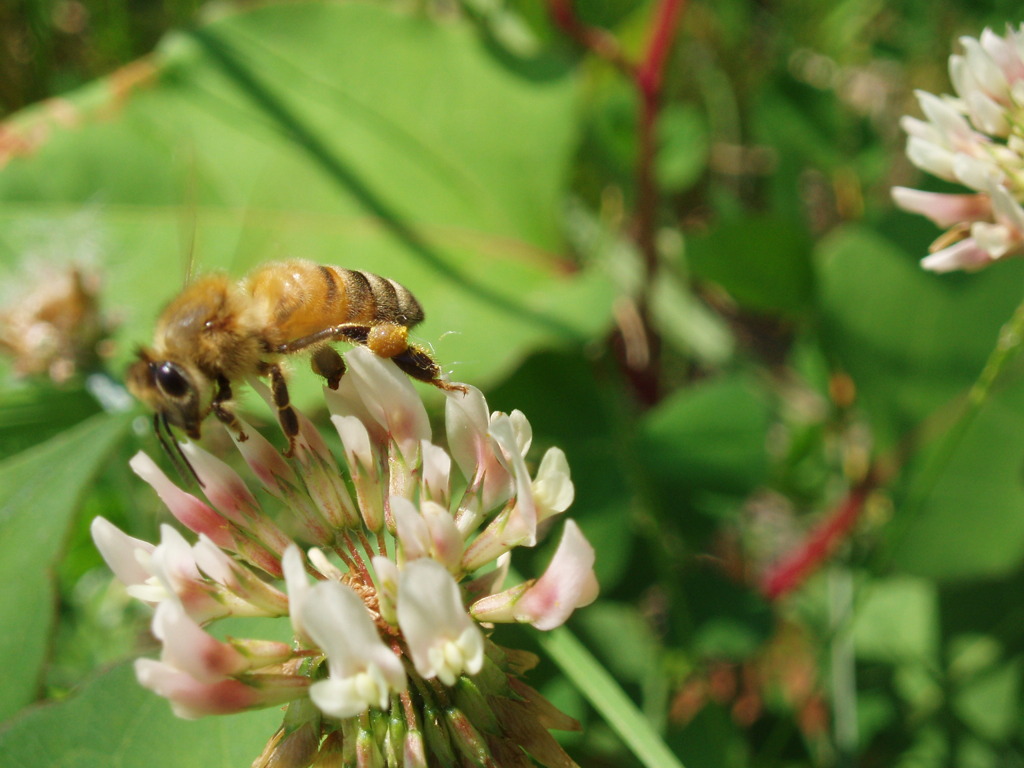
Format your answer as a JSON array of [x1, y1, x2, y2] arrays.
[[0, 411, 131, 721], [0, 663, 282, 768], [891, 383, 1024, 580], [0, 2, 614, 413], [816, 225, 1024, 443]]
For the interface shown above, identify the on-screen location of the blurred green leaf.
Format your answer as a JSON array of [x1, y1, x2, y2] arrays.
[[640, 375, 772, 501], [889, 381, 1024, 580], [852, 576, 938, 663], [0, 411, 131, 721], [0, 382, 102, 460], [0, 663, 282, 767], [0, 2, 615, 409], [816, 225, 1024, 443], [656, 104, 709, 193], [687, 214, 814, 317], [952, 653, 1021, 742]]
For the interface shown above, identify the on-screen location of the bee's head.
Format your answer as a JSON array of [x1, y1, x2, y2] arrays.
[[126, 349, 204, 439]]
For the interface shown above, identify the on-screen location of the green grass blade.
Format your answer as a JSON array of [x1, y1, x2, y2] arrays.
[[538, 626, 685, 768]]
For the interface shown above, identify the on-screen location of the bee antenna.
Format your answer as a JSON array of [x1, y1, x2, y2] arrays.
[[154, 413, 205, 489]]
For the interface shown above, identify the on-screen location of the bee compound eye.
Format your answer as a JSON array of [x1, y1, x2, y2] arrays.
[[154, 362, 191, 399]]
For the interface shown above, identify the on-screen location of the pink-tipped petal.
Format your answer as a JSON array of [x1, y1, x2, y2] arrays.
[[179, 442, 262, 526], [921, 237, 1000, 272], [134, 659, 307, 719], [230, 416, 297, 498], [891, 187, 992, 227], [130, 452, 233, 549], [153, 600, 249, 682], [513, 520, 598, 631]]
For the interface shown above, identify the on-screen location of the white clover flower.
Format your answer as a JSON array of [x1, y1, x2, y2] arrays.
[[92, 347, 594, 768], [894, 25, 1024, 272]]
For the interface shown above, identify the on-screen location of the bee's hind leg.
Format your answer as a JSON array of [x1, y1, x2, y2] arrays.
[[391, 344, 468, 394], [212, 376, 248, 442], [310, 345, 346, 390]]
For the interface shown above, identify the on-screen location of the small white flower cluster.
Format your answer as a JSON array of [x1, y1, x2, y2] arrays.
[[92, 347, 596, 766], [893, 25, 1024, 272]]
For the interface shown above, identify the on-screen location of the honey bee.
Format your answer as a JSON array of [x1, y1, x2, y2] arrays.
[[127, 259, 464, 464]]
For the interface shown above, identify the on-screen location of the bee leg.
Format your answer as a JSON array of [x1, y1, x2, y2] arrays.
[[265, 364, 300, 456], [275, 324, 368, 353], [310, 345, 346, 389], [212, 376, 248, 442], [391, 344, 468, 394]]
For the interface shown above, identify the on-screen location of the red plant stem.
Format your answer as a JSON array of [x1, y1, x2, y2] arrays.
[[633, 0, 685, 279], [760, 481, 873, 601], [546, 0, 635, 78], [637, 0, 686, 101], [546, 0, 685, 404]]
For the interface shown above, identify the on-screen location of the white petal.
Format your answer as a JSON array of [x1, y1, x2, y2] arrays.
[[90, 516, 154, 587], [952, 154, 1002, 192], [282, 545, 311, 642], [532, 447, 575, 521], [371, 555, 400, 625], [906, 137, 957, 181], [420, 500, 465, 572], [971, 221, 1015, 258], [397, 559, 481, 684], [420, 440, 451, 505], [300, 580, 404, 687], [989, 183, 1024, 232], [392, 496, 431, 561], [507, 409, 533, 456], [345, 347, 430, 464], [965, 89, 1010, 136], [961, 36, 1009, 99]]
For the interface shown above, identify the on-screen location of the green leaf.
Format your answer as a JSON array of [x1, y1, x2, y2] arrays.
[[816, 225, 1024, 443], [0, 2, 614, 411], [640, 375, 772, 500], [0, 411, 131, 720], [656, 104, 709, 193], [852, 576, 938, 663], [686, 214, 814, 317], [0, 663, 282, 767], [891, 383, 1024, 580]]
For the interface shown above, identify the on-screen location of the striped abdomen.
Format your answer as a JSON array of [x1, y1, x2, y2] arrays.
[[244, 259, 424, 346]]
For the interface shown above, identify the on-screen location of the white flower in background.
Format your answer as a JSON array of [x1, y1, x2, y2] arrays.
[[893, 25, 1024, 272], [92, 347, 596, 768]]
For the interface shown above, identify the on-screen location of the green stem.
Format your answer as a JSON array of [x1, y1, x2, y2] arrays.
[[888, 295, 1024, 553], [538, 626, 686, 768]]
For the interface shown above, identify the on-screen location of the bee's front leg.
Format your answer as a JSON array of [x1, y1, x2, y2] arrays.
[[212, 376, 248, 442]]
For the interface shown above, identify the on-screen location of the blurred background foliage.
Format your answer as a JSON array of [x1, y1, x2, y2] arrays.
[[3, 0, 1024, 766]]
